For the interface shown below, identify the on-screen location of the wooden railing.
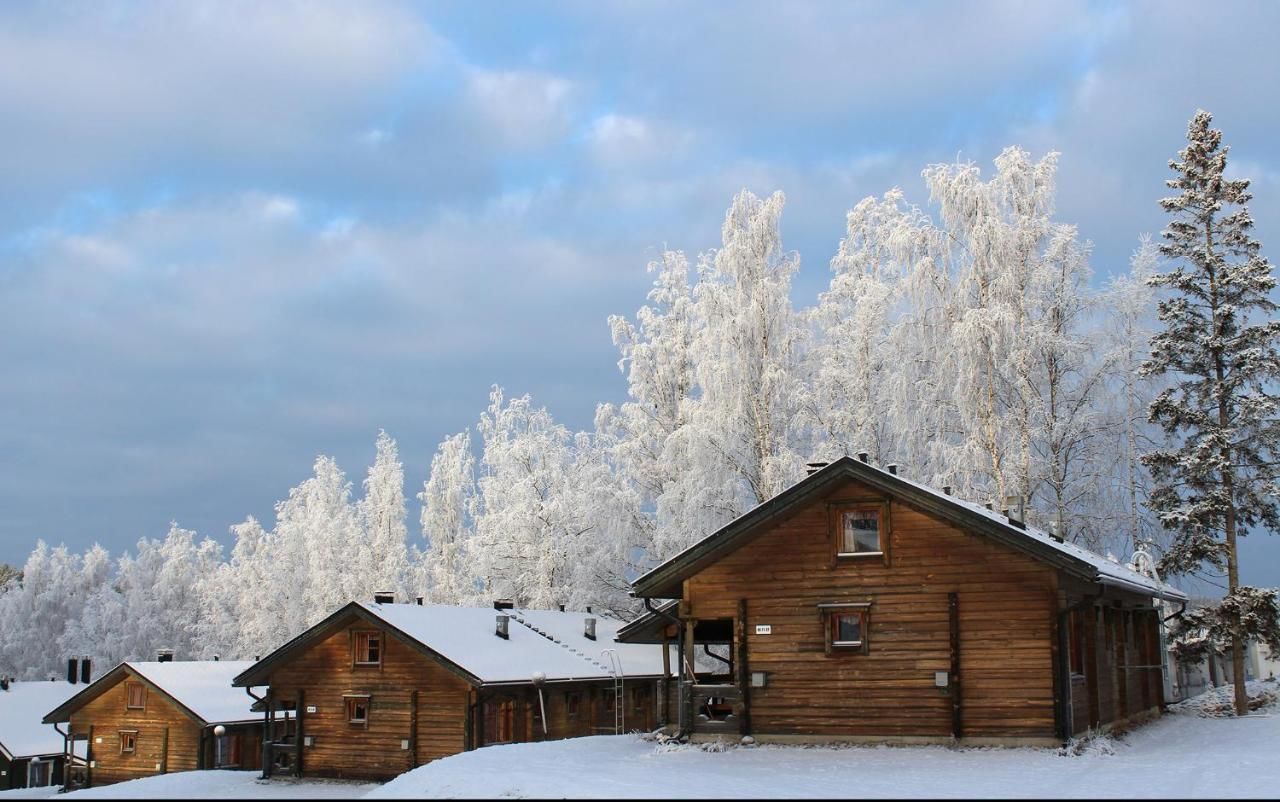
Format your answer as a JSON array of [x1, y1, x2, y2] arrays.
[[686, 683, 743, 735]]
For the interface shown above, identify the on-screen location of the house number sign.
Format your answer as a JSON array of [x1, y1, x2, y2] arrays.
[[755, 624, 772, 635]]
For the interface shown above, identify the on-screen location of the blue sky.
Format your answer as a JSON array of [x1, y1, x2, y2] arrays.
[[2, 0, 1280, 586]]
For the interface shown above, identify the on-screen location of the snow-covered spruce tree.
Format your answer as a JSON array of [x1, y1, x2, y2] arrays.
[[1142, 110, 1280, 715]]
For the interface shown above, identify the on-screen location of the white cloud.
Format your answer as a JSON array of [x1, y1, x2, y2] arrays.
[[585, 113, 696, 169], [466, 68, 577, 150]]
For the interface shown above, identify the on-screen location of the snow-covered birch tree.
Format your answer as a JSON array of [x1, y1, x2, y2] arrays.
[[418, 430, 478, 604]]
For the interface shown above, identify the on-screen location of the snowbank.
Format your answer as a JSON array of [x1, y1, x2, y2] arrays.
[[0, 771, 377, 800], [368, 699, 1280, 799]]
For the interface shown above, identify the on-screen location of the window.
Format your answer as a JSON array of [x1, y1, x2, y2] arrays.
[[125, 682, 146, 710], [840, 506, 882, 554], [345, 695, 370, 726], [602, 691, 615, 713], [119, 731, 137, 754], [564, 691, 581, 720], [353, 630, 382, 666], [819, 603, 871, 655]]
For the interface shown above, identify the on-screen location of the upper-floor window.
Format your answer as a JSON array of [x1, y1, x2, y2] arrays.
[[125, 681, 146, 710], [840, 506, 882, 554], [353, 630, 382, 666]]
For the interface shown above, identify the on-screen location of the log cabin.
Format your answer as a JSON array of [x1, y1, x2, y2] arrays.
[[42, 658, 264, 789], [625, 455, 1188, 746], [231, 599, 669, 782], [0, 673, 83, 790]]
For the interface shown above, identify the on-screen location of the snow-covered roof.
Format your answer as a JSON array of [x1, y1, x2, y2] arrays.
[[885, 470, 1188, 601], [0, 680, 79, 759], [361, 602, 667, 685], [506, 608, 667, 679], [633, 455, 1188, 602], [125, 660, 260, 725]]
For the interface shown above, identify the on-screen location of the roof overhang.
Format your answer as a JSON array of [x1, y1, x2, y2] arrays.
[[631, 456, 1138, 599], [615, 600, 678, 644]]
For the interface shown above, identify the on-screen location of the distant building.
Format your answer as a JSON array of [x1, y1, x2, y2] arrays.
[[0, 673, 84, 790], [43, 658, 265, 789], [232, 599, 669, 781]]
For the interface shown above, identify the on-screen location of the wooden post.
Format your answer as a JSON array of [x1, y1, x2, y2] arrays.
[[160, 727, 169, 775], [294, 690, 305, 778], [949, 592, 962, 739], [1115, 611, 1128, 721], [409, 690, 419, 769], [1085, 607, 1100, 728], [660, 628, 672, 728], [736, 598, 751, 737], [197, 727, 206, 771], [261, 689, 273, 779], [85, 725, 94, 789]]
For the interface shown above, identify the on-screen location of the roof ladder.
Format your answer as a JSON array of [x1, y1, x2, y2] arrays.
[[600, 648, 625, 735]]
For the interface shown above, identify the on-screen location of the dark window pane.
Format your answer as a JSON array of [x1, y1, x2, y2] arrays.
[[842, 508, 881, 552]]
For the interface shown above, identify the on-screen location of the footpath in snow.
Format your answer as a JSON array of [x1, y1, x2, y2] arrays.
[[370, 680, 1280, 800]]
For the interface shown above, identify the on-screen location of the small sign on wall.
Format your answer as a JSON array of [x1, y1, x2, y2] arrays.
[[306, 705, 317, 714], [755, 624, 772, 635]]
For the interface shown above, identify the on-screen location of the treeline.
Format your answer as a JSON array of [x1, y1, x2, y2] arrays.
[[0, 137, 1232, 681]]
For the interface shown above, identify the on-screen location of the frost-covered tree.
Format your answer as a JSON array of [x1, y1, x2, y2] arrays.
[[804, 190, 916, 464], [1099, 236, 1166, 555], [418, 430, 478, 604], [358, 430, 411, 598], [114, 524, 223, 663], [690, 190, 806, 513], [1142, 110, 1280, 716], [270, 456, 362, 642], [471, 386, 596, 609], [0, 563, 20, 590], [0, 542, 101, 679], [599, 250, 698, 561]]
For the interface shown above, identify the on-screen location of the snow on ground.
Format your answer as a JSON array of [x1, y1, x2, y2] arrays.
[[370, 680, 1280, 799], [0, 772, 377, 800]]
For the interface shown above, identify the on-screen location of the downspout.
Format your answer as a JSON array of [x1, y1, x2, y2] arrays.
[[1057, 589, 1102, 744], [52, 721, 70, 790], [244, 686, 268, 779], [643, 597, 686, 738]]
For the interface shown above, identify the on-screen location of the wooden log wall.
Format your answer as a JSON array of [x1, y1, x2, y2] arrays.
[[266, 622, 470, 780], [68, 673, 200, 787], [683, 477, 1060, 740]]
